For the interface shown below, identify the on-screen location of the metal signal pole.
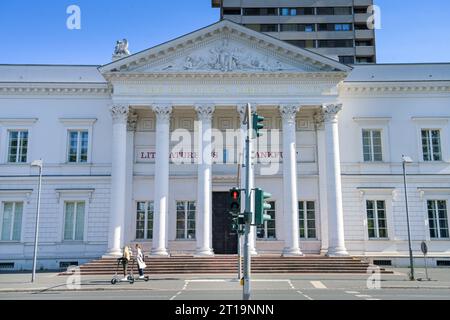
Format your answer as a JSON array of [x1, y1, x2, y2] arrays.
[[243, 103, 252, 300]]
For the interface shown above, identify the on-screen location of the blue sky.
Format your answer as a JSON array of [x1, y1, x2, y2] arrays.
[[0, 0, 449, 65]]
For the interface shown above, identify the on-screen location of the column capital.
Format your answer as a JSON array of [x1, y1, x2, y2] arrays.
[[127, 111, 138, 132], [110, 105, 129, 124], [195, 104, 215, 121], [152, 104, 173, 122], [322, 103, 343, 122], [237, 103, 257, 122], [314, 111, 325, 130], [279, 104, 300, 123]]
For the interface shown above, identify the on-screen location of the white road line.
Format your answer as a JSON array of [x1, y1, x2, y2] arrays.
[[310, 281, 327, 289], [186, 279, 228, 283], [297, 290, 314, 301], [345, 291, 360, 294], [356, 294, 372, 298], [169, 291, 182, 301], [287, 280, 296, 290], [169, 280, 189, 300], [366, 298, 381, 301]]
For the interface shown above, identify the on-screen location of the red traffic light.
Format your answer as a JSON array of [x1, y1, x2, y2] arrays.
[[232, 191, 239, 200]]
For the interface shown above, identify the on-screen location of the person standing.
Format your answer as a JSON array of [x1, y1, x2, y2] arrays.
[[120, 245, 131, 281], [135, 244, 147, 279]]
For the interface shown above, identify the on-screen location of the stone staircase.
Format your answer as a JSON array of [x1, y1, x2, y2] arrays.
[[67, 255, 392, 275]]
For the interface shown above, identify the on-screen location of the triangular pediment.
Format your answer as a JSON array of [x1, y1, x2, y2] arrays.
[[100, 20, 351, 74]]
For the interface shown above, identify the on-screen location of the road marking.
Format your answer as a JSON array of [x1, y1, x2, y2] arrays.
[[287, 280, 296, 290], [169, 280, 189, 300], [186, 279, 228, 283], [356, 294, 372, 298], [366, 298, 381, 301], [310, 281, 327, 289], [297, 290, 313, 301], [345, 291, 360, 294], [169, 291, 182, 300]]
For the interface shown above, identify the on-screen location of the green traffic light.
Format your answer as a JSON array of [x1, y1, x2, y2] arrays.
[[252, 113, 265, 138], [254, 188, 272, 225]]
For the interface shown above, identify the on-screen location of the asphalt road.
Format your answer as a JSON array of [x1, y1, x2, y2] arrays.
[[1, 273, 450, 300]]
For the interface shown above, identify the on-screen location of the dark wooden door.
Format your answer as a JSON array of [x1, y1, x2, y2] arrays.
[[212, 192, 238, 254]]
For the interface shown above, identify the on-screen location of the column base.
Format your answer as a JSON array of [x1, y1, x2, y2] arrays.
[[282, 248, 304, 257], [194, 249, 215, 257], [250, 248, 258, 256], [326, 247, 349, 257], [150, 248, 170, 257]]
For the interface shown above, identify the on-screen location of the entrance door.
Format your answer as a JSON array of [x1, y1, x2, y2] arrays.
[[212, 192, 238, 254]]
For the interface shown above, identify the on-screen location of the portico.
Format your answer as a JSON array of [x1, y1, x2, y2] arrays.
[[100, 20, 352, 258]]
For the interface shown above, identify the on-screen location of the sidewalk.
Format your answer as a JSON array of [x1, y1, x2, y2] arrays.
[[0, 268, 449, 293]]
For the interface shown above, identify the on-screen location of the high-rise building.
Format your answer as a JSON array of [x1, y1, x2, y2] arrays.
[[212, 0, 376, 64]]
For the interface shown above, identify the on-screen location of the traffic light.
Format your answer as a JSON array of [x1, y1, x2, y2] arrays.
[[229, 188, 241, 214], [252, 113, 265, 138], [254, 188, 272, 225]]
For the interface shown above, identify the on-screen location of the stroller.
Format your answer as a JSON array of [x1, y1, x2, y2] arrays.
[[111, 257, 135, 285]]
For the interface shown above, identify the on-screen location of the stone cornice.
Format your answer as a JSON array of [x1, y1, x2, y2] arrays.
[[104, 71, 347, 83], [0, 83, 111, 96], [339, 81, 450, 96]]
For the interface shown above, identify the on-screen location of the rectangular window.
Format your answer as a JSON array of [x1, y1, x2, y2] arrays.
[[299, 201, 316, 239], [223, 8, 241, 15], [318, 23, 352, 32], [136, 201, 154, 240], [318, 39, 354, 48], [64, 201, 85, 241], [68, 130, 89, 163], [244, 24, 278, 32], [8, 131, 28, 163], [362, 129, 383, 162], [280, 7, 314, 16], [366, 200, 388, 239], [428, 200, 449, 239], [257, 201, 276, 239], [317, 7, 352, 15], [280, 24, 315, 32], [176, 201, 196, 240], [1, 202, 23, 241], [339, 56, 355, 64], [243, 8, 278, 16], [286, 40, 316, 48], [421, 129, 442, 161]]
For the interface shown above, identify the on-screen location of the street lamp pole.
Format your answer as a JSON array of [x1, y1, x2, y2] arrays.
[[402, 155, 415, 281], [31, 159, 43, 283]]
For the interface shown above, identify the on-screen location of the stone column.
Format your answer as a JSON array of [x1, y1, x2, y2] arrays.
[[151, 104, 172, 256], [124, 111, 138, 245], [314, 111, 329, 255], [323, 104, 348, 256], [237, 104, 257, 256], [279, 104, 303, 256], [106, 105, 129, 257], [195, 104, 215, 256]]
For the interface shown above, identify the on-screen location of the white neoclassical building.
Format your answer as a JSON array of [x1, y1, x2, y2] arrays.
[[1, 20, 450, 270]]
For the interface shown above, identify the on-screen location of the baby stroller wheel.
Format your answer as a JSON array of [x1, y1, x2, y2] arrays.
[[144, 277, 149, 282], [127, 275, 133, 281], [111, 278, 118, 285], [129, 278, 135, 284]]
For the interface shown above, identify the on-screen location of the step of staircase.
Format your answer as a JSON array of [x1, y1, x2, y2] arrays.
[[62, 255, 392, 275]]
